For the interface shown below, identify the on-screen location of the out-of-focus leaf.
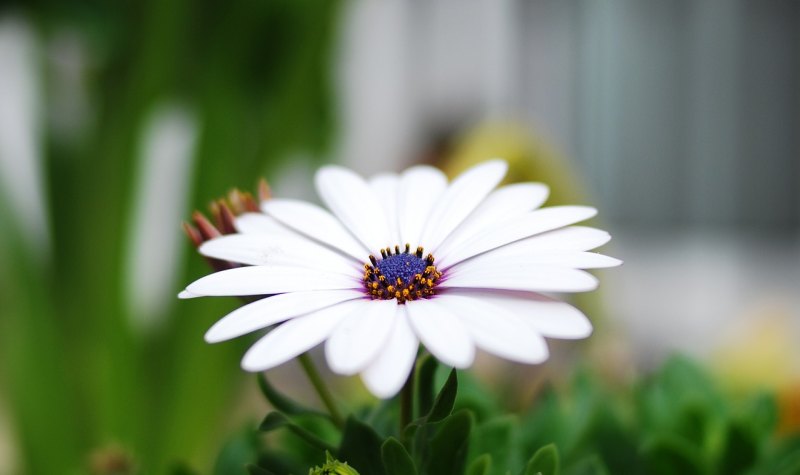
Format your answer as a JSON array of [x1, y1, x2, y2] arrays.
[[560, 371, 602, 456], [382, 437, 417, 475], [640, 434, 704, 475], [718, 419, 758, 474], [523, 443, 560, 475], [257, 373, 330, 419], [170, 463, 200, 475], [469, 415, 517, 475], [277, 413, 340, 470], [428, 369, 458, 423], [424, 410, 473, 475], [467, 454, 492, 475], [259, 412, 336, 453], [452, 369, 501, 424], [255, 448, 310, 475], [416, 354, 439, 418], [213, 429, 261, 475], [338, 416, 387, 475], [562, 454, 609, 475], [749, 435, 800, 475], [519, 388, 565, 460], [743, 393, 778, 437], [588, 408, 641, 474], [246, 464, 277, 475]]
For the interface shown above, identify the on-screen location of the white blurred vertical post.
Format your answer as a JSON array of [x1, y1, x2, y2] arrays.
[[125, 103, 198, 332], [0, 16, 50, 255], [482, 0, 518, 119], [335, 0, 417, 174]]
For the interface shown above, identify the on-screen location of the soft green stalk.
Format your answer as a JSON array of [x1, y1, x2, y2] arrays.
[[298, 353, 345, 429]]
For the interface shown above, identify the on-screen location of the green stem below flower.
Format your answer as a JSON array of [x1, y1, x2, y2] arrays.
[[400, 365, 415, 435], [298, 352, 345, 429]]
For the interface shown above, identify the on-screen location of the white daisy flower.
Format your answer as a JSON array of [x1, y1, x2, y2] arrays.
[[181, 160, 620, 398]]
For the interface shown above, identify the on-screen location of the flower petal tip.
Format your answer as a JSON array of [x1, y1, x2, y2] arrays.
[[178, 290, 196, 299]]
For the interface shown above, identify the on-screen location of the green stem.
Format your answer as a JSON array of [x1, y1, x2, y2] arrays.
[[298, 352, 344, 428], [400, 364, 415, 435]]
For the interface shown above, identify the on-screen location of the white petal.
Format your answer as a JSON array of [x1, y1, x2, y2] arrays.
[[369, 173, 401, 244], [454, 290, 592, 339], [360, 307, 419, 398], [405, 299, 475, 368], [199, 233, 358, 272], [421, 160, 508, 251], [241, 301, 358, 371], [262, 199, 368, 260], [186, 266, 359, 296], [234, 212, 298, 237], [178, 290, 197, 299], [495, 226, 612, 253], [441, 260, 599, 293], [315, 166, 391, 252], [325, 299, 397, 375], [435, 182, 549, 257], [205, 290, 364, 343], [397, 165, 448, 247], [439, 206, 598, 268], [435, 293, 549, 364], [457, 249, 622, 270]]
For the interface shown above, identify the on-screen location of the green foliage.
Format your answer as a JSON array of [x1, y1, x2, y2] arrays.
[[523, 444, 560, 475], [381, 438, 417, 475], [338, 417, 387, 475], [258, 373, 332, 420], [238, 356, 798, 475], [0, 1, 343, 474], [467, 454, 492, 475]]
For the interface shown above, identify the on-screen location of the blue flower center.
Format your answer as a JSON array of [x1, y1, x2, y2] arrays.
[[376, 253, 428, 286], [362, 245, 442, 303]]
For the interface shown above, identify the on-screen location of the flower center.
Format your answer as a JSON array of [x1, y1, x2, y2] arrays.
[[363, 244, 441, 304]]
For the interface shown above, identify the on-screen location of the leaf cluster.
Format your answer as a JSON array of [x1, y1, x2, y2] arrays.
[[202, 355, 800, 475]]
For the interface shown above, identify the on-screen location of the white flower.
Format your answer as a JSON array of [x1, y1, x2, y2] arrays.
[[180, 160, 620, 398]]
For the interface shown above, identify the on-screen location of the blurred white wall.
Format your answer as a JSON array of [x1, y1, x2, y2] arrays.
[[336, 0, 799, 229]]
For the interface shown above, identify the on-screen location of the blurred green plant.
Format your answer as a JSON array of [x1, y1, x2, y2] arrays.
[[0, 1, 342, 473], [219, 355, 799, 475]]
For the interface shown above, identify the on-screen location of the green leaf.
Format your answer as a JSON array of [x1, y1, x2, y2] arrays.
[[640, 434, 704, 475], [425, 410, 473, 475], [743, 393, 778, 437], [467, 454, 492, 475], [259, 411, 336, 453], [213, 429, 261, 475], [718, 420, 757, 474], [523, 444, 560, 475], [246, 464, 277, 475], [170, 463, 200, 475], [257, 373, 330, 419], [563, 454, 611, 475], [382, 437, 417, 475], [339, 416, 387, 475], [470, 416, 516, 474], [416, 354, 439, 418], [428, 369, 458, 423]]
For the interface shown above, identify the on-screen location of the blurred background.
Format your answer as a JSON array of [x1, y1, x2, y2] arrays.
[[0, 0, 798, 473]]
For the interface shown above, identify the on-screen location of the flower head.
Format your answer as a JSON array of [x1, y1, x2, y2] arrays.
[[181, 160, 620, 398]]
